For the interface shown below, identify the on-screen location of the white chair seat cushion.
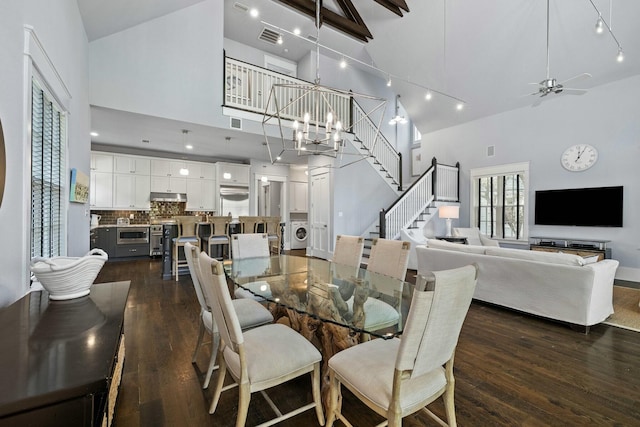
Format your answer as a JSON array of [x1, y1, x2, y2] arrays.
[[232, 298, 273, 329], [224, 323, 321, 387], [329, 338, 446, 412], [345, 296, 399, 331], [234, 281, 272, 301], [208, 235, 229, 244], [174, 236, 200, 244]]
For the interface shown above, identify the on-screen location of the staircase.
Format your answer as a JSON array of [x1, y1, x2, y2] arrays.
[[222, 55, 459, 258], [361, 157, 460, 263]]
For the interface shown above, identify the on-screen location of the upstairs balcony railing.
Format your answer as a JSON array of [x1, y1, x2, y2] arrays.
[[224, 55, 402, 188]]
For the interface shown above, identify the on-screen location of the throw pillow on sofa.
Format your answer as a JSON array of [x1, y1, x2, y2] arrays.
[[452, 227, 482, 246], [453, 227, 500, 247]]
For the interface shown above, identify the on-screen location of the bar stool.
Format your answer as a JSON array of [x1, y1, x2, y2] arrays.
[[207, 215, 231, 260], [173, 215, 200, 281]]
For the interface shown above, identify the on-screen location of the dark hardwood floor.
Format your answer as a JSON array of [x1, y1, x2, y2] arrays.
[[97, 258, 640, 427]]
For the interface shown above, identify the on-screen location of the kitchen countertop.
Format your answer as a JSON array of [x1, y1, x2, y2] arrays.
[[90, 223, 150, 230]]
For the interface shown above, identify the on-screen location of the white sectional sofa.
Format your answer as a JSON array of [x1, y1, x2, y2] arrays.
[[416, 239, 619, 327]]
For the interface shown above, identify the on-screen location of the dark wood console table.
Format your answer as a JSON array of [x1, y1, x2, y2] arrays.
[[529, 237, 611, 261], [0, 281, 130, 427]]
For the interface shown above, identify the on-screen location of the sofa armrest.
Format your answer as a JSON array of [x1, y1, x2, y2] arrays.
[[584, 259, 619, 325]]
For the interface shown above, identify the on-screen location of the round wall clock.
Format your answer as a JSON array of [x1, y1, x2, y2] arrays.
[[561, 144, 598, 171]]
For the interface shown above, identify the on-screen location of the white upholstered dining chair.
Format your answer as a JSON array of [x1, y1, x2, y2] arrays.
[[230, 233, 273, 301], [332, 235, 365, 268], [326, 263, 478, 427], [184, 243, 273, 389], [344, 238, 411, 334], [198, 251, 325, 426]]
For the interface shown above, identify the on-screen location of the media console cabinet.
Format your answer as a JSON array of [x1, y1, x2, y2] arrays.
[[0, 281, 130, 427], [529, 237, 611, 261]]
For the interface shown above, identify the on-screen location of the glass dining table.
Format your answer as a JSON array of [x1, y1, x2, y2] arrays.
[[224, 255, 415, 339], [224, 254, 416, 406]]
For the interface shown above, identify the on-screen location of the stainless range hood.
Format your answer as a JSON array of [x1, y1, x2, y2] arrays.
[[150, 192, 187, 202]]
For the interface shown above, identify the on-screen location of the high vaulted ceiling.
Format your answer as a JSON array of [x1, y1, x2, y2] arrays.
[[78, 0, 640, 163]]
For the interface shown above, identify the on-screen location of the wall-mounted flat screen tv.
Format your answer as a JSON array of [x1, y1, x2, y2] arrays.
[[535, 186, 623, 227]]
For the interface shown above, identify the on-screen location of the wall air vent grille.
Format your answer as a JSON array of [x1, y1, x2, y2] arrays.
[[230, 117, 242, 130], [259, 28, 281, 45], [487, 145, 495, 157]]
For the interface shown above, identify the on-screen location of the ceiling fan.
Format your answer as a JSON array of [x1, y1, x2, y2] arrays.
[[527, 0, 591, 102]]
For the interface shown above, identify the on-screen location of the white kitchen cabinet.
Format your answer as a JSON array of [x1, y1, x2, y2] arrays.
[[217, 162, 250, 186], [150, 175, 187, 194], [90, 153, 113, 173], [186, 161, 216, 180], [186, 179, 216, 211], [90, 171, 113, 208], [113, 174, 151, 209], [113, 155, 150, 175], [150, 159, 189, 177], [290, 181, 308, 212]]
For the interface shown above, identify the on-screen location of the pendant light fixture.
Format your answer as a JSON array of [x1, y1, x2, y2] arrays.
[[179, 129, 190, 176], [262, 0, 387, 164]]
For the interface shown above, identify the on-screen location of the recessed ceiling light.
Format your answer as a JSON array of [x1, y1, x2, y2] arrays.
[[223, 172, 232, 179], [456, 103, 464, 111], [249, 8, 259, 18], [277, 35, 283, 45], [185, 144, 193, 150], [293, 28, 301, 35], [425, 92, 432, 101], [90, 131, 99, 137], [340, 58, 347, 69]]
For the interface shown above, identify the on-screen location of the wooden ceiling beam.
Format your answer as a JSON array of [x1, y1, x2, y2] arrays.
[[373, 0, 409, 16], [275, 0, 372, 42], [273, 0, 409, 42]]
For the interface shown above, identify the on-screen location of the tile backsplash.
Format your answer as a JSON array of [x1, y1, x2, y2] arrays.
[[91, 202, 213, 224]]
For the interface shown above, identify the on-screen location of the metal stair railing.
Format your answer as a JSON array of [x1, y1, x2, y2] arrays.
[[379, 158, 459, 240], [351, 100, 402, 190]]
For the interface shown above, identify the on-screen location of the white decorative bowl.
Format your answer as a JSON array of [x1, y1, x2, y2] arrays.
[[30, 249, 108, 300]]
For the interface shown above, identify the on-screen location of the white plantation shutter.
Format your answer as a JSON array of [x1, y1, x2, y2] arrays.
[[31, 78, 66, 258]]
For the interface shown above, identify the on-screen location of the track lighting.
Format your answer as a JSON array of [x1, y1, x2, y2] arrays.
[[386, 76, 392, 87], [277, 35, 283, 44], [616, 48, 624, 62], [595, 16, 604, 34]]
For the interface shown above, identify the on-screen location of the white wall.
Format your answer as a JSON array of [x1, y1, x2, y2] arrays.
[[0, 0, 90, 304], [89, 0, 224, 128], [417, 75, 640, 280]]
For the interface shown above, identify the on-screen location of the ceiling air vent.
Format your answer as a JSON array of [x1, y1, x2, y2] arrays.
[[487, 145, 495, 157], [259, 27, 281, 45], [230, 117, 242, 130], [233, 2, 249, 13]]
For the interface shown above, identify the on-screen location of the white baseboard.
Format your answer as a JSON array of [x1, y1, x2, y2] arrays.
[[615, 266, 640, 283]]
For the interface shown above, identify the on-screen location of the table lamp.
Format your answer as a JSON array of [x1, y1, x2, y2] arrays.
[[439, 205, 459, 237]]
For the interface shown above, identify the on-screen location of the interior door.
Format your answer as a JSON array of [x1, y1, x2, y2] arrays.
[[310, 171, 330, 258]]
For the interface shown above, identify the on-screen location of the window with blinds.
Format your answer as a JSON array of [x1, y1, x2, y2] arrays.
[[31, 79, 66, 258]]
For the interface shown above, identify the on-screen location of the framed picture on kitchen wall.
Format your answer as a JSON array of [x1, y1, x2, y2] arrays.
[[69, 168, 89, 203]]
